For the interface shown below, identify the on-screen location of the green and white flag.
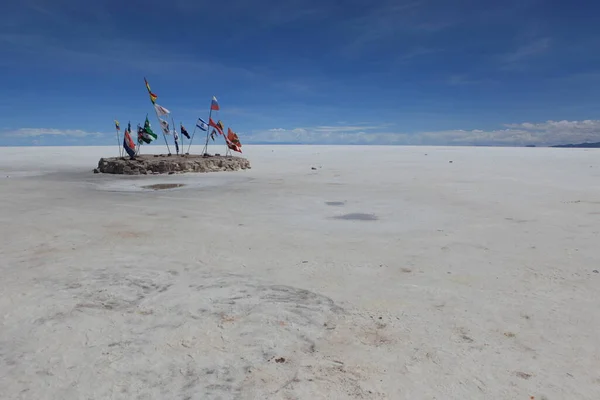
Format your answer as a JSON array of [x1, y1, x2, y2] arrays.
[[142, 116, 158, 143]]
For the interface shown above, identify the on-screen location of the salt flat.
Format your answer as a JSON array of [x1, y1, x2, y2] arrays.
[[1, 145, 599, 399]]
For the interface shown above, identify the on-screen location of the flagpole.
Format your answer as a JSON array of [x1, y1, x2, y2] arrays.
[[171, 115, 179, 155], [178, 120, 183, 155], [139, 116, 149, 156], [202, 108, 213, 156], [124, 121, 136, 160], [144, 77, 171, 155], [115, 120, 122, 158], [186, 125, 197, 154], [179, 121, 185, 156], [135, 124, 142, 156], [223, 127, 233, 157], [138, 114, 151, 156], [154, 106, 171, 155], [223, 127, 229, 157]]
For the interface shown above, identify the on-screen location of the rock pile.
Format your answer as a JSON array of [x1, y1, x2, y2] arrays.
[[96, 154, 251, 175]]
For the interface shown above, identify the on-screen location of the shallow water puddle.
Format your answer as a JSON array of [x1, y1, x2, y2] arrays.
[[142, 183, 186, 190], [333, 213, 378, 221]]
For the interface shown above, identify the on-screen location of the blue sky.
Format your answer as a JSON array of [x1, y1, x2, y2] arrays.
[[1, 0, 600, 146]]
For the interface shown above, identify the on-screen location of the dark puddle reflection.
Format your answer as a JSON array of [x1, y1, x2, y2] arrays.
[[333, 213, 378, 221]]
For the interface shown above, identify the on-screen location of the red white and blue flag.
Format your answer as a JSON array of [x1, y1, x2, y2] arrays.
[[123, 122, 136, 158], [210, 96, 220, 111]]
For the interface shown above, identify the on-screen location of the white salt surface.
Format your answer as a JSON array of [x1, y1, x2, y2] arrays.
[[1, 145, 600, 399]]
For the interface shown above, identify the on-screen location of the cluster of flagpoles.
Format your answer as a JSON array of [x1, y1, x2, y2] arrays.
[[113, 78, 243, 159]]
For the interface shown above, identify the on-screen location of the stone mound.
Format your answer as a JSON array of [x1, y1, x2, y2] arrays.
[[96, 154, 251, 175]]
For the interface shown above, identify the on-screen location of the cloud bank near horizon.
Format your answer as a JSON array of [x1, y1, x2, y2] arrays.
[[2, 119, 600, 147], [245, 120, 600, 146], [6, 128, 104, 138]]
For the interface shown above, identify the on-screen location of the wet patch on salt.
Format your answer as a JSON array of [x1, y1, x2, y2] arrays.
[[325, 201, 345, 206], [333, 213, 378, 221], [141, 183, 186, 190]]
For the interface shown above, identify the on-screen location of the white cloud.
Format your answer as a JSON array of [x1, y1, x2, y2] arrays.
[[248, 125, 402, 144], [6, 128, 105, 138], [245, 120, 600, 146], [4, 120, 600, 147], [247, 125, 396, 144], [498, 37, 552, 71], [502, 37, 551, 64]]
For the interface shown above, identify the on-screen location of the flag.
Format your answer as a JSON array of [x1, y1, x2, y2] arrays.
[[144, 77, 158, 104], [210, 129, 216, 141], [154, 104, 170, 116], [225, 135, 242, 153], [115, 120, 120, 131], [137, 124, 145, 144], [144, 116, 156, 136], [141, 116, 158, 143], [159, 118, 170, 135], [209, 118, 224, 135], [226, 127, 242, 153], [180, 124, 190, 139], [123, 122, 136, 158], [196, 118, 208, 131], [227, 127, 241, 144], [173, 129, 179, 154], [211, 96, 219, 111]]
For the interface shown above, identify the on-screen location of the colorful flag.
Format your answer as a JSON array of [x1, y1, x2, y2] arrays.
[[144, 77, 158, 104], [154, 104, 170, 116], [211, 96, 219, 111], [227, 127, 241, 144], [226, 140, 242, 153], [115, 120, 120, 131], [123, 122, 136, 158], [210, 129, 216, 141], [180, 124, 190, 139], [226, 127, 242, 153], [196, 118, 208, 131], [209, 118, 224, 135]]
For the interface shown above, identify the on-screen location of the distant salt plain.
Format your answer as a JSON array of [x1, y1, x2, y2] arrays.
[[1, 145, 600, 399]]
